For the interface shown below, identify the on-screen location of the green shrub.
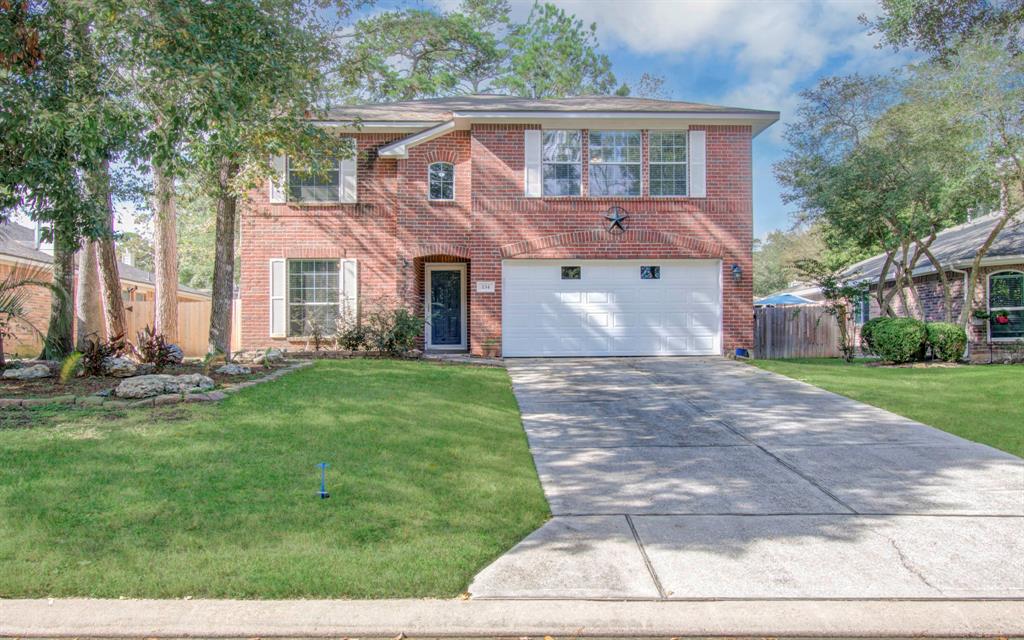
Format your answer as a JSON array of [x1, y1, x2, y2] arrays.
[[926, 322, 967, 362], [365, 307, 424, 355], [336, 322, 368, 351], [859, 317, 888, 355], [871, 317, 927, 363]]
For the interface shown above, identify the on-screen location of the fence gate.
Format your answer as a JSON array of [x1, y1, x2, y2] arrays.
[[754, 305, 843, 359]]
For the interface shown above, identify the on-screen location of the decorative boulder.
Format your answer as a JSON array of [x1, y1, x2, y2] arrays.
[[2, 364, 52, 380], [256, 349, 284, 365], [115, 373, 215, 399], [167, 344, 185, 364], [215, 364, 251, 375], [103, 357, 138, 378]]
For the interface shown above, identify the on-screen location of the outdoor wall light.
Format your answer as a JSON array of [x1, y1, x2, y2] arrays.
[[731, 263, 743, 282]]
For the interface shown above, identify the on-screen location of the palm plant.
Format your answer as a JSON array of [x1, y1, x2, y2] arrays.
[[0, 265, 64, 368]]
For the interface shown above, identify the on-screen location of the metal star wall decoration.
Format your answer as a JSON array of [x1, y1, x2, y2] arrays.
[[604, 206, 629, 233]]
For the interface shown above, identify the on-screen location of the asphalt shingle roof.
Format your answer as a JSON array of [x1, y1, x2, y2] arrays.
[[322, 94, 779, 122], [842, 210, 1024, 282]]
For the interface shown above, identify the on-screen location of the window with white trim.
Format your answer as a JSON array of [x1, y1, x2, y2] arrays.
[[428, 162, 454, 200], [542, 130, 582, 196], [853, 292, 870, 326], [649, 131, 688, 196], [589, 130, 641, 196], [288, 260, 340, 337], [288, 157, 341, 202], [988, 270, 1024, 340]]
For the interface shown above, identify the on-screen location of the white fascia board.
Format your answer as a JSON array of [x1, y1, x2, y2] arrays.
[[312, 120, 447, 134], [377, 120, 458, 159], [453, 110, 781, 137]]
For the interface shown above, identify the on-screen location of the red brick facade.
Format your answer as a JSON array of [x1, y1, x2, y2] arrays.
[[239, 124, 755, 356], [866, 264, 1024, 363]]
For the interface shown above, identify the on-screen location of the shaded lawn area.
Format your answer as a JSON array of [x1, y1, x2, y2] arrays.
[[0, 359, 549, 598], [750, 358, 1023, 458]]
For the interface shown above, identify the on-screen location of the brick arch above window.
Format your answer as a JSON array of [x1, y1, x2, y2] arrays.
[[499, 229, 723, 259], [423, 149, 460, 165]]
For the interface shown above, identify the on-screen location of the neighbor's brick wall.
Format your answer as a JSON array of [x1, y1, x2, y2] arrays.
[[239, 124, 755, 355], [867, 263, 1024, 362], [0, 261, 51, 357]]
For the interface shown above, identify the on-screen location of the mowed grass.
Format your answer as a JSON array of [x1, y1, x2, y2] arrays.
[[749, 358, 1024, 458], [0, 359, 549, 598]]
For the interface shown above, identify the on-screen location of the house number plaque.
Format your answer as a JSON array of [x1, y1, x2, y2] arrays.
[[476, 281, 496, 293]]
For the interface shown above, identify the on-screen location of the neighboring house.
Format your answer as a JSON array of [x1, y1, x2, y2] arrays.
[[842, 211, 1024, 362], [0, 221, 210, 357], [240, 94, 779, 357]]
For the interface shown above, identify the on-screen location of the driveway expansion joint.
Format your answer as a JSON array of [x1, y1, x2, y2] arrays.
[[625, 514, 667, 599]]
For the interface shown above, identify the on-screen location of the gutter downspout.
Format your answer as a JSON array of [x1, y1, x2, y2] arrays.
[[950, 266, 971, 361]]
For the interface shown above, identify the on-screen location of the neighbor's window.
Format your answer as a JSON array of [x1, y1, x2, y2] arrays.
[[989, 270, 1024, 339], [649, 131, 688, 196], [288, 157, 340, 202], [288, 260, 339, 337], [428, 162, 454, 200], [640, 265, 661, 280], [589, 130, 641, 196], [853, 292, 871, 326], [561, 266, 581, 280], [542, 130, 582, 196]]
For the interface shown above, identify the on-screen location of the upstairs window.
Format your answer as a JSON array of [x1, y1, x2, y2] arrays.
[[989, 271, 1024, 340], [542, 130, 582, 196], [288, 157, 341, 203], [428, 162, 454, 201], [649, 131, 688, 196], [589, 130, 641, 197]]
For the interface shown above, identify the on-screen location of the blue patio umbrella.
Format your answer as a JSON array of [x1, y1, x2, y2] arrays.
[[754, 293, 815, 306]]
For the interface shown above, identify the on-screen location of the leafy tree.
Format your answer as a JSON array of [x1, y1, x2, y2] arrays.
[[753, 225, 826, 297], [0, 1, 133, 358], [619, 72, 672, 99], [495, 2, 617, 98], [862, 0, 1024, 58], [337, 0, 509, 100]]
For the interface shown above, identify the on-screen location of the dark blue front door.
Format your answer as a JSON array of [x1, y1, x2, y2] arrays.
[[430, 269, 462, 346]]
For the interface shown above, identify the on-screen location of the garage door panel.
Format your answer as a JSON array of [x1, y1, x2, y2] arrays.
[[502, 260, 721, 357]]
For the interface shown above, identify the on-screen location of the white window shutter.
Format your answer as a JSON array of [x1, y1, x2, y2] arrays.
[[341, 259, 358, 320], [340, 139, 357, 202], [688, 130, 707, 198], [269, 155, 287, 203], [524, 129, 542, 197], [269, 259, 286, 337]]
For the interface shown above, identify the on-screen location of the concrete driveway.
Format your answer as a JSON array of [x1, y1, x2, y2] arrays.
[[469, 357, 1024, 599]]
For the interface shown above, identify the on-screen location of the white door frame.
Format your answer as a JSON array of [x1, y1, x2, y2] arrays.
[[424, 263, 468, 351]]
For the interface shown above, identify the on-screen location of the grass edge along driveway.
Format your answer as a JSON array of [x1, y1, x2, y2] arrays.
[[749, 358, 1023, 458], [0, 359, 549, 599]]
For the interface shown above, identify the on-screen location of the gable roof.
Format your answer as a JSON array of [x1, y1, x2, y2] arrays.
[[0, 222, 209, 297], [842, 210, 1024, 282]]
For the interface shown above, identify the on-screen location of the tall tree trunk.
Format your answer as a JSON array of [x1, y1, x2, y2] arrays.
[[208, 157, 239, 358], [88, 160, 127, 339], [152, 163, 179, 342], [75, 239, 103, 349], [42, 224, 75, 359]]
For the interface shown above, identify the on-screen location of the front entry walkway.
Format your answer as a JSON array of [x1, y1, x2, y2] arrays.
[[469, 357, 1024, 599]]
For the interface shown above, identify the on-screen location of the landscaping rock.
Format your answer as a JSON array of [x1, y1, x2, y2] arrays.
[[257, 349, 284, 365], [2, 364, 51, 380], [215, 364, 251, 375], [167, 344, 185, 364], [103, 357, 138, 378], [115, 373, 215, 399], [136, 363, 156, 375]]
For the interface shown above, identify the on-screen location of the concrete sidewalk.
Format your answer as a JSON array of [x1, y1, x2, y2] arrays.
[[3, 597, 1024, 637]]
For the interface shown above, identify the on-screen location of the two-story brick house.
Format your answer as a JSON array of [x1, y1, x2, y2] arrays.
[[239, 95, 778, 357]]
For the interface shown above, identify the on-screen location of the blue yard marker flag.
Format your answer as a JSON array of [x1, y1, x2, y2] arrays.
[[317, 462, 330, 499]]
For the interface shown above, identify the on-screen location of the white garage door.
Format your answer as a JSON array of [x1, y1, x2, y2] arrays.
[[502, 259, 722, 357]]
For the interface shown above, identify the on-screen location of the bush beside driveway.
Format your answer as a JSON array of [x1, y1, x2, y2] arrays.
[[0, 359, 549, 598], [749, 358, 1023, 458]]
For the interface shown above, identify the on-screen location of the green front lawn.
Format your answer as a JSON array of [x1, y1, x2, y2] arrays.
[[0, 359, 549, 598], [750, 358, 1024, 458]]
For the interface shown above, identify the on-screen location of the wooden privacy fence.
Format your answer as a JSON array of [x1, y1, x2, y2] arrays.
[[125, 299, 241, 357], [754, 305, 844, 359]]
